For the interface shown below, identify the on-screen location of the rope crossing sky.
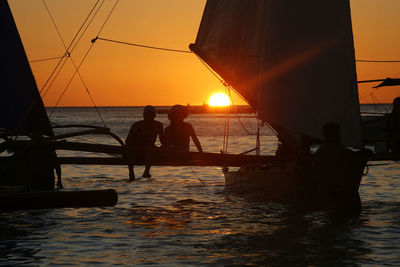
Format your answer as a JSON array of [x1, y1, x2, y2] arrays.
[[31, 36, 400, 63], [42, 0, 108, 127], [93, 37, 400, 63], [92, 37, 193, 54]]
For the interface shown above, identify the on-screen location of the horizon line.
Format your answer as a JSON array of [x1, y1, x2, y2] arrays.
[[44, 103, 392, 108], [44, 104, 252, 108]]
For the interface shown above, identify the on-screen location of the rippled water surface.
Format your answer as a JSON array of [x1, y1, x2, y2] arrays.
[[1, 106, 400, 266]]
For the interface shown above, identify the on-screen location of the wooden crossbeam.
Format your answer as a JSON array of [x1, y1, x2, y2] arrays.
[[54, 141, 124, 155], [54, 141, 275, 166], [58, 151, 275, 167]]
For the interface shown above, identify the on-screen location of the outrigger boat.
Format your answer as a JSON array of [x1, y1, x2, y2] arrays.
[[0, 1, 119, 210], [1, 0, 398, 211], [0, 0, 269, 210], [189, 0, 400, 210]]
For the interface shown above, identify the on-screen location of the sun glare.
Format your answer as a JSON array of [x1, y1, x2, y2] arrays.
[[208, 93, 231, 107]]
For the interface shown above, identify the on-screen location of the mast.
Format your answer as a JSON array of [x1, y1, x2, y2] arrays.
[[0, 1, 53, 136], [191, 0, 362, 148]]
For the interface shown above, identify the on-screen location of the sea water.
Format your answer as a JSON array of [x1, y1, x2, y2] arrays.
[[1, 106, 399, 266]]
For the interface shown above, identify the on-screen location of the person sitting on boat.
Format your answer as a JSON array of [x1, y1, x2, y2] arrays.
[[164, 105, 203, 152], [387, 97, 400, 153], [125, 105, 165, 181], [314, 122, 361, 212], [28, 132, 62, 191]]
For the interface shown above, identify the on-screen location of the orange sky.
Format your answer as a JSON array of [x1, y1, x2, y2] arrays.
[[9, 0, 400, 106]]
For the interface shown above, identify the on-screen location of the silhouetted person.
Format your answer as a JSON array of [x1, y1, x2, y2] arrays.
[[165, 105, 203, 152], [387, 97, 400, 153], [125, 105, 165, 181], [314, 122, 361, 213], [28, 132, 61, 191], [0, 133, 61, 191]]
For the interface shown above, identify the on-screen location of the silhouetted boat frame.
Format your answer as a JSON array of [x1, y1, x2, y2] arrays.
[[2, 0, 399, 211]]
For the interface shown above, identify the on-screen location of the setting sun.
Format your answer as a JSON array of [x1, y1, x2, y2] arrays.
[[208, 93, 231, 106]]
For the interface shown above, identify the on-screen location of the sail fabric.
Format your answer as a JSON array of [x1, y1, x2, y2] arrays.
[[0, 1, 53, 136], [192, 0, 362, 148], [190, 1, 266, 110]]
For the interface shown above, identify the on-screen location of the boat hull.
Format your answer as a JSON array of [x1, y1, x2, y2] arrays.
[[225, 163, 316, 207], [225, 151, 370, 211], [0, 189, 118, 211]]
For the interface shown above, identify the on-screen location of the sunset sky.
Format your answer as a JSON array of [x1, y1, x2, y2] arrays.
[[8, 0, 400, 107]]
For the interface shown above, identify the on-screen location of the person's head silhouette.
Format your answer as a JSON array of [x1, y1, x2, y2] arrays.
[[393, 97, 400, 113], [168, 105, 189, 123], [143, 105, 156, 121]]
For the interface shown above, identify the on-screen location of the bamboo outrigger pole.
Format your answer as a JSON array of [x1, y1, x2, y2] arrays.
[[3, 140, 398, 168], [53, 141, 275, 167], [58, 152, 275, 167]]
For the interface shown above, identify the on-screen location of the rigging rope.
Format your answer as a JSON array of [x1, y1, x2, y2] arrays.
[[226, 88, 258, 136], [11, 0, 103, 139], [92, 37, 193, 54], [49, 0, 120, 124], [41, 0, 105, 99], [42, 0, 107, 127], [194, 54, 267, 155], [40, 0, 103, 98], [29, 56, 65, 63], [194, 54, 227, 86], [196, 55, 267, 138], [86, 37, 400, 64], [190, 167, 206, 186], [360, 85, 394, 114], [222, 86, 230, 154], [70, 1, 106, 54], [41, 55, 69, 98], [39, 0, 101, 95]]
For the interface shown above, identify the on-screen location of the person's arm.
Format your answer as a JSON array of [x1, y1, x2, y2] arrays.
[[126, 122, 142, 146], [50, 149, 63, 189], [55, 160, 62, 189], [158, 123, 166, 146], [125, 124, 134, 145], [189, 124, 203, 153]]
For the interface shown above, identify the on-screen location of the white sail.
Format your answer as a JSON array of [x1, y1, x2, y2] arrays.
[[0, 1, 53, 136], [191, 0, 362, 148]]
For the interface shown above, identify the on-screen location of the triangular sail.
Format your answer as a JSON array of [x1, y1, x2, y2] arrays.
[[0, 1, 53, 136], [191, 0, 362, 148]]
